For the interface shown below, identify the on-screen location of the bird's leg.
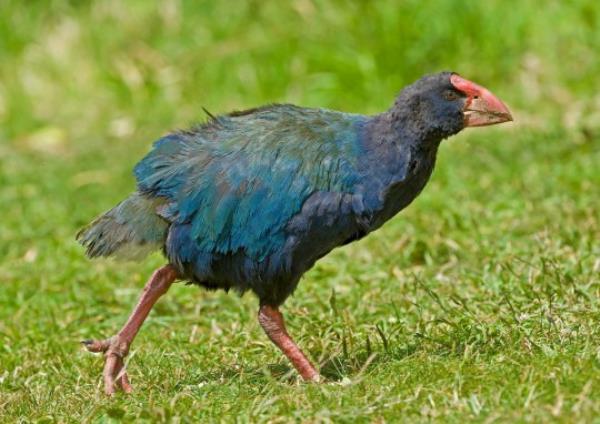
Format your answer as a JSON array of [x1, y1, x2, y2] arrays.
[[258, 305, 320, 382], [82, 264, 178, 395]]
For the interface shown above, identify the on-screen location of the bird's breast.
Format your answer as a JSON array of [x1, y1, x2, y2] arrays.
[[358, 148, 437, 231]]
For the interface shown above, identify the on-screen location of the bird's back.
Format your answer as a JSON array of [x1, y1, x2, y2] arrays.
[[135, 104, 367, 255]]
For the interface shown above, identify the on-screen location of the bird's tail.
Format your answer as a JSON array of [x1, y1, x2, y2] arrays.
[[76, 192, 169, 260]]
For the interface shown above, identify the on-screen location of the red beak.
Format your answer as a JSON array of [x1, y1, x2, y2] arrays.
[[450, 74, 513, 127]]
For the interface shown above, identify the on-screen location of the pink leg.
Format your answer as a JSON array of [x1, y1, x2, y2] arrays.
[[258, 305, 320, 381], [83, 264, 178, 395]]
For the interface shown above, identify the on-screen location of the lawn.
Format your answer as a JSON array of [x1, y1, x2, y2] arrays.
[[1, 0, 599, 422]]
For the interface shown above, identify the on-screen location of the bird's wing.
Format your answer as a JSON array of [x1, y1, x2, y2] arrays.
[[134, 104, 367, 260]]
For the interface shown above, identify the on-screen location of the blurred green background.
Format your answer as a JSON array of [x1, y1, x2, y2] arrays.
[[1, 0, 599, 422]]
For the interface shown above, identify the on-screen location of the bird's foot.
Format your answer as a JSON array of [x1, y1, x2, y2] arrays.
[[310, 374, 323, 383], [82, 335, 133, 396]]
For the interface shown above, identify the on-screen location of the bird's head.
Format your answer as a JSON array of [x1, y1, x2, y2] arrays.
[[391, 71, 512, 142]]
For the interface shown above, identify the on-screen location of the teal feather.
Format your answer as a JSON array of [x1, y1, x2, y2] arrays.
[[135, 104, 367, 261]]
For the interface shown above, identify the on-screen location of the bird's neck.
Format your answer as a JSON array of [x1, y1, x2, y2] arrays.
[[350, 112, 440, 231], [363, 111, 441, 162]]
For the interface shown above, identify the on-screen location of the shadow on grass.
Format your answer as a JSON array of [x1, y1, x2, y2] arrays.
[[175, 348, 417, 388], [169, 322, 521, 390]]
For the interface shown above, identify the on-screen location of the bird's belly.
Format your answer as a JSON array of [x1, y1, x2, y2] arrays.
[[165, 192, 358, 306]]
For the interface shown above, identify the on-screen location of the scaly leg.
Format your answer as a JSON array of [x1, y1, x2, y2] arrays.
[[258, 305, 320, 381], [82, 264, 178, 395]]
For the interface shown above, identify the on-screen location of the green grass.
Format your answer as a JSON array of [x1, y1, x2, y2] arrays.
[[1, 0, 600, 422]]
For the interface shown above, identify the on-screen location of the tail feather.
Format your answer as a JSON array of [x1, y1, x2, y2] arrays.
[[77, 192, 169, 260]]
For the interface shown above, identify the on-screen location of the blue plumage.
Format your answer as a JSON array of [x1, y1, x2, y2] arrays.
[[79, 72, 467, 305]]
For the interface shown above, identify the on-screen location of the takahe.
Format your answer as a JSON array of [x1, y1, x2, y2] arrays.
[[78, 72, 512, 394]]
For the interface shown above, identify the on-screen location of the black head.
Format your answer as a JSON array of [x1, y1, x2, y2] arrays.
[[391, 71, 512, 143]]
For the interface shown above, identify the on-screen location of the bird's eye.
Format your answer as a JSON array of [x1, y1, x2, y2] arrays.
[[443, 90, 459, 101]]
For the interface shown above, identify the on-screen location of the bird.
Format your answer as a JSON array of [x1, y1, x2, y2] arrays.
[[78, 72, 512, 395]]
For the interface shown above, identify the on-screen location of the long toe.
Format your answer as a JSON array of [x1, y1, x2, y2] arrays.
[[103, 354, 119, 396], [82, 338, 111, 353], [114, 357, 133, 393]]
